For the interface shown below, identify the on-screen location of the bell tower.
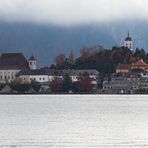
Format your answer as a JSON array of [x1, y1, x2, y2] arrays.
[[124, 32, 133, 50], [29, 55, 37, 70]]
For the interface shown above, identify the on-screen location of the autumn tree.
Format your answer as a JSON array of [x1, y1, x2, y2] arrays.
[[74, 72, 93, 93], [69, 50, 75, 64], [50, 77, 63, 93], [55, 54, 66, 67], [80, 47, 91, 61], [11, 77, 24, 84]]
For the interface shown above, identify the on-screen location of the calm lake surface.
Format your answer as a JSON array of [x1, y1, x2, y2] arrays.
[[0, 95, 148, 148]]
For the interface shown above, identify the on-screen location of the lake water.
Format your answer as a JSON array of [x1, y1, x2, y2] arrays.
[[0, 95, 148, 148]]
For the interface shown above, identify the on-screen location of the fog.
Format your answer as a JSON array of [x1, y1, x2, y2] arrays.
[[0, 0, 147, 26]]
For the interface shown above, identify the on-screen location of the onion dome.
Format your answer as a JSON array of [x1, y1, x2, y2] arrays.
[[29, 55, 36, 61], [125, 32, 132, 41]]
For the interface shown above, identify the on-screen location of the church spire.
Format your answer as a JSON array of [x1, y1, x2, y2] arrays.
[[128, 31, 130, 37], [124, 31, 133, 50]]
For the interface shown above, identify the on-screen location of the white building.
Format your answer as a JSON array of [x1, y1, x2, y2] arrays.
[[18, 71, 49, 83], [17, 69, 99, 85], [124, 32, 133, 50], [17, 69, 63, 83], [63, 69, 99, 85], [140, 72, 148, 78], [29, 55, 37, 70], [0, 53, 30, 83]]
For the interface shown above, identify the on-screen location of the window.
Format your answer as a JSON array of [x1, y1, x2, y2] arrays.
[[39, 78, 41, 80], [43, 78, 45, 80], [34, 78, 36, 81]]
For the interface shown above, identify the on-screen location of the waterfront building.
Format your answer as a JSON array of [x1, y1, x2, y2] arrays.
[[102, 73, 141, 94], [17, 69, 99, 86], [0, 53, 29, 83], [0, 53, 38, 83]]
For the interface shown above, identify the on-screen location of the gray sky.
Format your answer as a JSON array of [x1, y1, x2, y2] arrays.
[[0, 0, 148, 26]]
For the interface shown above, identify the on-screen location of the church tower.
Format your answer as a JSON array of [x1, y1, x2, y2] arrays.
[[124, 32, 133, 50], [29, 55, 37, 70]]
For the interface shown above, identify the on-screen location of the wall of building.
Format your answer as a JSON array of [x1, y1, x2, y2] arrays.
[[20, 75, 49, 83], [124, 40, 132, 50], [0, 69, 20, 83]]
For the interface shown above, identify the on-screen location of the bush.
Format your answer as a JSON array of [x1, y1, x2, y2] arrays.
[[10, 84, 31, 93]]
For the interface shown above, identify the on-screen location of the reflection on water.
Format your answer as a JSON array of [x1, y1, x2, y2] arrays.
[[0, 95, 148, 148]]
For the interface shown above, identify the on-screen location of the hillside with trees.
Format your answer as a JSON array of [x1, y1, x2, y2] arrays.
[[50, 46, 148, 75]]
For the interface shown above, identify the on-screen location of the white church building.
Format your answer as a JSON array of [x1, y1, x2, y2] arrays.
[[124, 32, 133, 50], [0, 53, 37, 83]]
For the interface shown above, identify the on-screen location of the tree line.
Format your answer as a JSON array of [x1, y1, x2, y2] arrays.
[[50, 46, 148, 75]]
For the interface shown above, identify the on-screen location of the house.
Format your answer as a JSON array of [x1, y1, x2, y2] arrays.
[[102, 73, 140, 94], [140, 77, 148, 91], [0, 53, 38, 83], [0, 85, 12, 94], [63, 69, 99, 84], [102, 80, 112, 94], [116, 64, 131, 73], [0, 53, 30, 83], [140, 72, 148, 78], [116, 59, 148, 74], [17, 69, 50, 83], [131, 59, 148, 72], [17, 69, 100, 87]]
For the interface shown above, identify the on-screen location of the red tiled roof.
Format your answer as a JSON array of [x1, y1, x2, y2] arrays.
[[132, 59, 148, 66], [117, 64, 131, 70], [0, 53, 29, 70]]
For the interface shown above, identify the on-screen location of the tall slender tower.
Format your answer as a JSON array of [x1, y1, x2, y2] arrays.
[[29, 55, 37, 70], [124, 32, 133, 50]]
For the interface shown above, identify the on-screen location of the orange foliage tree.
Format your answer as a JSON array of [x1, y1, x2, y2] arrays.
[[55, 54, 66, 67], [74, 72, 93, 92], [50, 77, 63, 92], [80, 48, 91, 62], [69, 50, 75, 64], [11, 77, 24, 84]]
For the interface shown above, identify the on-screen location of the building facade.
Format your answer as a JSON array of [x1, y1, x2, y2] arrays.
[[0, 53, 30, 83], [124, 32, 133, 50], [17, 69, 100, 86], [29, 55, 37, 70]]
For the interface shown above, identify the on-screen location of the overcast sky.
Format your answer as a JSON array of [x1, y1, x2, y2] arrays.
[[0, 0, 147, 26]]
